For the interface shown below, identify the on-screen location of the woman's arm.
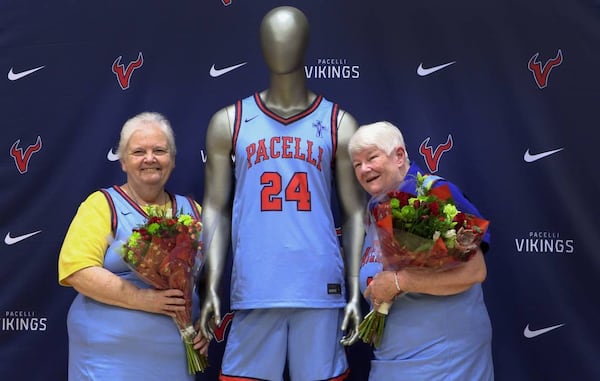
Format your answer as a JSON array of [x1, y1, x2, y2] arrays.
[[365, 249, 487, 303], [397, 249, 487, 295], [58, 191, 185, 317], [66, 267, 185, 317]]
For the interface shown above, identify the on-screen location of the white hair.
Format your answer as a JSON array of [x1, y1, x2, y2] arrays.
[[117, 112, 176, 160], [348, 121, 409, 160]]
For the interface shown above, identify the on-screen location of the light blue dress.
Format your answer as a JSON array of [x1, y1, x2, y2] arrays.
[[66, 187, 201, 381]]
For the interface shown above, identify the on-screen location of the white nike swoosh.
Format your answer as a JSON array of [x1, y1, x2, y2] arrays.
[[107, 148, 119, 161], [523, 148, 564, 163], [209, 62, 248, 78], [8, 66, 45, 81], [4, 230, 42, 245], [417, 61, 456, 76], [523, 323, 565, 338]]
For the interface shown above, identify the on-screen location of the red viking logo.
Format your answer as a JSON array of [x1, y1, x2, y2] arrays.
[[528, 49, 563, 89], [10, 136, 42, 174], [211, 311, 235, 343], [419, 135, 453, 173], [112, 52, 144, 90]]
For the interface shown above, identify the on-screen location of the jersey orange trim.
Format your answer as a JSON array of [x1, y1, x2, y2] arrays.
[[232, 99, 243, 154], [330, 103, 339, 168], [254, 92, 324, 125], [328, 368, 350, 381]]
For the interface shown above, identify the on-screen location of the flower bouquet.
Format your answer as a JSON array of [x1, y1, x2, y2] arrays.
[[121, 206, 208, 374], [358, 172, 489, 347]]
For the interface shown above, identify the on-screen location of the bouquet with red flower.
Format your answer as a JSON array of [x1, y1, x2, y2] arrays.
[[121, 206, 208, 374], [358, 172, 489, 347]]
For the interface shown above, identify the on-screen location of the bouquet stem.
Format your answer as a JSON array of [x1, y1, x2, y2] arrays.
[[183, 340, 209, 374], [358, 301, 391, 348], [179, 325, 209, 374]]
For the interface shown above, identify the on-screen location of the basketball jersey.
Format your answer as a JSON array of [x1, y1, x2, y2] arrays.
[[230, 93, 346, 309]]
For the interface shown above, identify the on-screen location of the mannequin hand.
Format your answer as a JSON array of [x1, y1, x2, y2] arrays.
[[192, 328, 210, 355], [199, 289, 221, 340], [340, 297, 361, 346]]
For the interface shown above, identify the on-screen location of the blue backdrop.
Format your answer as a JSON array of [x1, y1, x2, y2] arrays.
[[1, 0, 599, 380]]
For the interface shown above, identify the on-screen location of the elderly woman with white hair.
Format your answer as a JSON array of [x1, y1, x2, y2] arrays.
[[349, 121, 494, 381], [58, 112, 208, 380]]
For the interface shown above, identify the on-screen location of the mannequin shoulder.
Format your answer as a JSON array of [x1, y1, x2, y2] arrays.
[[336, 109, 359, 143], [206, 104, 236, 143], [208, 104, 236, 128]]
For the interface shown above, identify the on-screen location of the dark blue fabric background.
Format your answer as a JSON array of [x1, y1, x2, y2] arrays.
[[1, 1, 599, 380]]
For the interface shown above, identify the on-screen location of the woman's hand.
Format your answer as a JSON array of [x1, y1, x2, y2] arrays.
[[363, 270, 402, 307], [192, 331, 210, 356], [136, 288, 186, 317]]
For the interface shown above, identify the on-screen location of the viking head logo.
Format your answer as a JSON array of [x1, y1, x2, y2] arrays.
[[112, 52, 144, 90], [419, 135, 453, 173], [10, 136, 42, 174], [528, 49, 563, 89]]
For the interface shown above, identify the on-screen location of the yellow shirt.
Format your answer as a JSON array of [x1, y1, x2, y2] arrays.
[[58, 191, 113, 286]]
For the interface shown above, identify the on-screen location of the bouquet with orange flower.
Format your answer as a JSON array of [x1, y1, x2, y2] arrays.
[[358, 173, 489, 347], [121, 206, 208, 374]]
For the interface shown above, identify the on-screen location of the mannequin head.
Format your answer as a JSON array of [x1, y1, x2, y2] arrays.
[[260, 6, 309, 74]]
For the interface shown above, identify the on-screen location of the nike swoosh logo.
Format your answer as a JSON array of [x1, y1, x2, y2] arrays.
[[107, 148, 119, 161], [417, 61, 456, 76], [4, 230, 42, 245], [523, 323, 565, 338], [523, 148, 564, 163], [244, 115, 258, 123], [120, 211, 132, 216], [8, 66, 45, 81], [209, 62, 247, 78]]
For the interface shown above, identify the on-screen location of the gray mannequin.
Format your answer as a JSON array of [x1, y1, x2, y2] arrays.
[[199, 6, 365, 380]]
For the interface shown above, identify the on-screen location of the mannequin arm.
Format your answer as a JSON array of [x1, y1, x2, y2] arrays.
[[199, 106, 235, 339], [335, 111, 366, 346]]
